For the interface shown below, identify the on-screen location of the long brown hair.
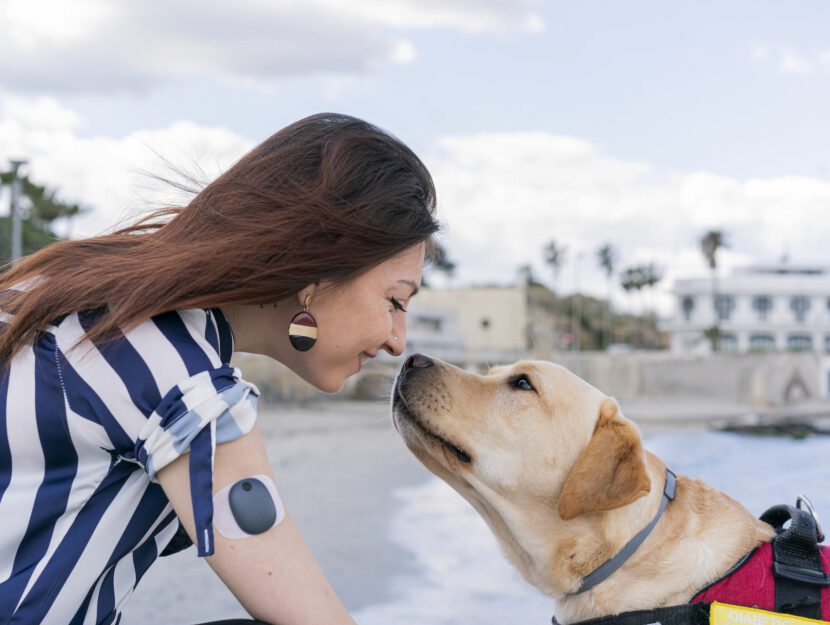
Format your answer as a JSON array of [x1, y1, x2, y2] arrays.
[[0, 113, 439, 362]]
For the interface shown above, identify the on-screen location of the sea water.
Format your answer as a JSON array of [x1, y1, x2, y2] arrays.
[[353, 431, 830, 625]]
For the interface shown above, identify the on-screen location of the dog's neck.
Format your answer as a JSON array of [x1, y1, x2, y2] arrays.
[[523, 453, 774, 624]]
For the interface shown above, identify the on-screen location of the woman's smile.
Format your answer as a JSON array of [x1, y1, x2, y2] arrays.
[[358, 351, 376, 371]]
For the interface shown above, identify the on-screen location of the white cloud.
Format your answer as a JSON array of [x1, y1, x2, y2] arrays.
[[0, 96, 253, 236], [0, 0, 543, 94], [5, 98, 827, 319], [425, 132, 830, 314], [390, 40, 418, 64], [318, 0, 544, 32], [2, 0, 112, 48], [778, 48, 812, 75], [751, 44, 827, 77], [1, 95, 83, 132], [751, 44, 769, 62]]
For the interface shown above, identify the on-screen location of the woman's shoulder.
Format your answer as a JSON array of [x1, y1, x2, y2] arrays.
[[137, 307, 235, 369], [51, 307, 235, 397]]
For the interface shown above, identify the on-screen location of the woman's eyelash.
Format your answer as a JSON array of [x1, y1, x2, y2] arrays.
[[390, 298, 407, 312]]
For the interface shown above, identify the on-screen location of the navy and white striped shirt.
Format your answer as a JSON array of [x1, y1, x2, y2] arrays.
[[0, 306, 259, 624]]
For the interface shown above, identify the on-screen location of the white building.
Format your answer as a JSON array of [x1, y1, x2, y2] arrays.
[[667, 263, 830, 356]]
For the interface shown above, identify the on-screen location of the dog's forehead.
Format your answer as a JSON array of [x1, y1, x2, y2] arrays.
[[486, 360, 571, 381], [486, 364, 510, 376], [485, 360, 605, 413]]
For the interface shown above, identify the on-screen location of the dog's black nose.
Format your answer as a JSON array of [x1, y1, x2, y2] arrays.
[[403, 353, 434, 371]]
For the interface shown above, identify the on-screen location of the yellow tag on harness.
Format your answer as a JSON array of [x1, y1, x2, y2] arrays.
[[710, 602, 826, 625]]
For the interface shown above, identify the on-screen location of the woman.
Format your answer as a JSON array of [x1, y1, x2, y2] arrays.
[[0, 113, 439, 624]]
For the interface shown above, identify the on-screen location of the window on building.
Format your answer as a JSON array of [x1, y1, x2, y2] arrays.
[[414, 317, 442, 333], [825, 335, 830, 354], [714, 295, 735, 321], [787, 334, 813, 351], [790, 296, 810, 322], [681, 296, 695, 322], [750, 334, 776, 352], [752, 295, 773, 321], [718, 334, 738, 353], [826, 298, 830, 312]]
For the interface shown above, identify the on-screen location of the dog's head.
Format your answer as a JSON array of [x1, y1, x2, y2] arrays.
[[392, 354, 652, 593]]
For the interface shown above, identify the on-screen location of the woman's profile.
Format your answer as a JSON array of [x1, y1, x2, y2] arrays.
[[0, 113, 439, 625]]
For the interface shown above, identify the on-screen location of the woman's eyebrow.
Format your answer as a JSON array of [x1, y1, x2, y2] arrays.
[[398, 279, 420, 297]]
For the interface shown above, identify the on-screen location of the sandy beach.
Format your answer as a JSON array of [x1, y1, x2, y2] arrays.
[[124, 400, 830, 625], [126, 401, 433, 623]]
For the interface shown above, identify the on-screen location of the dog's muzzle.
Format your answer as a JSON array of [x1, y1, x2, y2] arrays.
[[393, 352, 435, 404], [393, 353, 472, 464], [401, 352, 435, 374]]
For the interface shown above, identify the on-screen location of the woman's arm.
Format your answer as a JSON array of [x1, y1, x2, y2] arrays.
[[157, 424, 358, 625]]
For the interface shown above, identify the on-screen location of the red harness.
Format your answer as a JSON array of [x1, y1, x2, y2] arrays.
[[554, 503, 829, 625], [692, 542, 830, 620]]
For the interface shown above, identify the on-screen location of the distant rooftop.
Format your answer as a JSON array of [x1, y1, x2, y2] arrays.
[[734, 263, 830, 277], [673, 261, 830, 294]]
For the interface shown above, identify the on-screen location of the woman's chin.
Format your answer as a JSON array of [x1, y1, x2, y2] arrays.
[[309, 373, 346, 394], [279, 359, 347, 394]]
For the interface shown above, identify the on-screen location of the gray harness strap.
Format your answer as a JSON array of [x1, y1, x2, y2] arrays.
[[569, 468, 677, 595]]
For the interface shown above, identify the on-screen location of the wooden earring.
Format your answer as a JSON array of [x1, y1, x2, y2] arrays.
[[289, 295, 317, 352]]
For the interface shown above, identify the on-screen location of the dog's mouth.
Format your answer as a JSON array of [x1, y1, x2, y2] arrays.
[[393, 381, 472, 464]]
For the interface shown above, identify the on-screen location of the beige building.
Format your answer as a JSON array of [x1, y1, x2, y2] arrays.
[[404, 281, 561, 369]]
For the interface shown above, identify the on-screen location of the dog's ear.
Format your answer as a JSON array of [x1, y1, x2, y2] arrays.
[[557, 398, 651, 521]]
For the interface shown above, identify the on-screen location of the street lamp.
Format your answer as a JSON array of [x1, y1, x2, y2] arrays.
[[571, 251, 585, 352], [8, 159, 27, 264]]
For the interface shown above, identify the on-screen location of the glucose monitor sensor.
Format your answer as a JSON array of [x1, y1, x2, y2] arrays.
[[213, 475, 285, 539]]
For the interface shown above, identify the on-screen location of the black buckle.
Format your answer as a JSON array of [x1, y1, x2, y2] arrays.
[[773, 561, 830, 586]]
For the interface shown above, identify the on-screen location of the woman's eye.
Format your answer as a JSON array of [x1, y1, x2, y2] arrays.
[[390, 298, 407, 312], [513, 375, 533, 391]]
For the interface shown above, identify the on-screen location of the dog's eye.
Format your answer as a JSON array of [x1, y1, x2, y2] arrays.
[[512, 375, 534, 391]]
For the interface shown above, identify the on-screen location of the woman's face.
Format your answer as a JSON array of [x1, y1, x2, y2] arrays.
[[221, 242, 425, 393]]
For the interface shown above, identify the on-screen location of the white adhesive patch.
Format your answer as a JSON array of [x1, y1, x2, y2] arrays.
[[212, 474, 285, 539]]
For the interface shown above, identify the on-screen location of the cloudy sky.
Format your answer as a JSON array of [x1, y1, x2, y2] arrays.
[[1, 0, 829, 312]]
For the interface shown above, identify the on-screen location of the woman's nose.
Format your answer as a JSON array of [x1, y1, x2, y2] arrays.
[[385, 316, 407, 357]]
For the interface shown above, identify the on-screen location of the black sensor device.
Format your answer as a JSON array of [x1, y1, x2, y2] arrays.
[[228, 478, 278, 535]]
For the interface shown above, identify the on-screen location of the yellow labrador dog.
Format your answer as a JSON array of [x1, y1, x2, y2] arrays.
[[392, 354, 775, 624]]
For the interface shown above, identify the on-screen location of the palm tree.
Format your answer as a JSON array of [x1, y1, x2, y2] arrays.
[[700, 230, 728, 351], [543, 240, 567, 293], [596, 243, 617, 349], [420, 240, 457, 288], [517, 263, 537, 286], [700, 230, 727, 273], [0, 169, 85, 264], [620, 263, 662, 348], [620, 266, 647, 347], [429, 241, 456, 277], [642, 262, 663, 343]]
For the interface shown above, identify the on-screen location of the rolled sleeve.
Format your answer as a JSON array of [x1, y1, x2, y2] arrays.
[[136, 367, 259, 481], [134, 366, 260, 556]]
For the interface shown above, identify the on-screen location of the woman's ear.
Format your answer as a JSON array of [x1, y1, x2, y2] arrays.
[[557, 398, 651, 521], [296, 283, 321, 308]]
